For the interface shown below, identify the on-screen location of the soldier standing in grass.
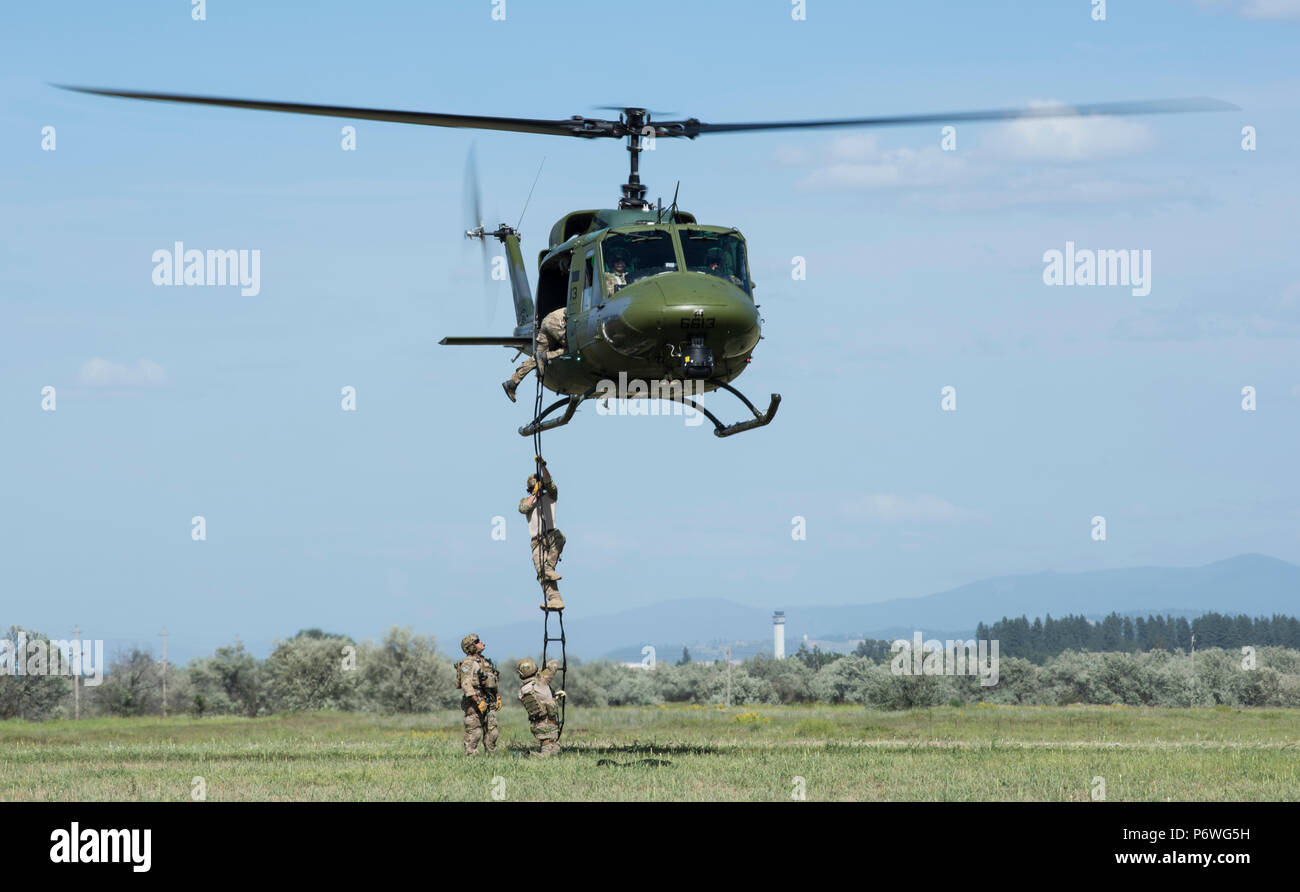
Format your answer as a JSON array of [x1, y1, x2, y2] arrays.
[[458, 634, 500, 755], [516, 657, 564, 757]]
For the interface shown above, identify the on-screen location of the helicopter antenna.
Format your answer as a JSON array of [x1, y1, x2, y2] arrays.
[[668, 181, 680, 220], [516, 156, 546, 230]]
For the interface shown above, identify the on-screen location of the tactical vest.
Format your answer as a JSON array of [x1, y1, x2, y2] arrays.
[[519, 678, 557, 723], [456, 656, 498, 694], [519, 680, 544, 721]]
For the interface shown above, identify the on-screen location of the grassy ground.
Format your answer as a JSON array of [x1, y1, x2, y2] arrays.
[[3, 704, 1298, 801]]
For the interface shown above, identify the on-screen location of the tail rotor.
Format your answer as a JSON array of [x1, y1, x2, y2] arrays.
[[463, 143, 498, 325]]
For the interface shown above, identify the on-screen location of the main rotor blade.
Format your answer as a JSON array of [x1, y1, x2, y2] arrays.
[[670, 97, 1237, 137], [58, 86, 1236, 145], [55, 85, 598, 137]]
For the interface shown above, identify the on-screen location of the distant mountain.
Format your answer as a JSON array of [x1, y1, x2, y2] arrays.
[[470, 554, 1300, 660]]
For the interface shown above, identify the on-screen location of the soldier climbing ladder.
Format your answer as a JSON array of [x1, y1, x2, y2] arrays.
[[532, 340, 566, 738]]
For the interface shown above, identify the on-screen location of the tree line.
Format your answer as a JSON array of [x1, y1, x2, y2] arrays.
[[4, 622, 1300, 720], [974, 612, 1300, 664]]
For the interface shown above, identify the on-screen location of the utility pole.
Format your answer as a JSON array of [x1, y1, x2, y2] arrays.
[[73, 624, 80, 720], [726, 646, 732, 708], [160, 627, 167, 716]]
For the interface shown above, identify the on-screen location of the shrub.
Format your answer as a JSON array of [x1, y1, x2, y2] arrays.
[[358, 627, 457, 713], [0, 627, 72, 721], [93, 649, 164, 717], [264, 632, 360, 712], [186, 640, 264, 717]]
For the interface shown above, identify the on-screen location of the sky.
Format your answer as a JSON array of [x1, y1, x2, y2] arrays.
[[1, 0, 1298, 662]]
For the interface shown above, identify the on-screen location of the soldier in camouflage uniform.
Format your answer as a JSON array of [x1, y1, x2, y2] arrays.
[[517, 657, 564, 757], [502, 306, 568, 403], [519, 457, 565, 610], [457, 633, 500, 755]]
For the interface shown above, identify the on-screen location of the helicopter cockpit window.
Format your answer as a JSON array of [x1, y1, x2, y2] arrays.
[[601, 231, 677, 291], [682, 231, 751, 295]]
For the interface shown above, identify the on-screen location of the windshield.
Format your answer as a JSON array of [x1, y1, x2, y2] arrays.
[[601, 231, 677, 289], [681, 230, 750, 293]]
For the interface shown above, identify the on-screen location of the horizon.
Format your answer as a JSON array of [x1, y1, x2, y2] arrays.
[[12, 551, 1293, 665]]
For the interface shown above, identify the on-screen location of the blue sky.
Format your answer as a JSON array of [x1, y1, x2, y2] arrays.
[[2, 1, 1297, 661]]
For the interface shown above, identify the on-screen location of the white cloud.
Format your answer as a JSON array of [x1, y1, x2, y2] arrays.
[[850, 493, 979, 524], [772, 144, 815, 166], [984, 101, 1155, 161], [826, 135, 882, 162], [1194, 0, 1300, 19], [781, 135, 968, 192], [1238, 0, 1300, 20], [1112, 280, 1300, 341], [772, 105, 1172, 204], [77, 358, 167, 388]]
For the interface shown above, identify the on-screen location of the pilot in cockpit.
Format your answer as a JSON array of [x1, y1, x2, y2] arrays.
[[603, 247, 630, 293], [705, 247, 744, 288]]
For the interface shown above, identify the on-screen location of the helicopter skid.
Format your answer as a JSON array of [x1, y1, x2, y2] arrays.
[[668, 380, 782, 438], [519, 382, 778, 438], [518, 390, 592, 437]]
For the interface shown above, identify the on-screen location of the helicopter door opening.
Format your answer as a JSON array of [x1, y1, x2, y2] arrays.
[[534, 255, 570, 321]]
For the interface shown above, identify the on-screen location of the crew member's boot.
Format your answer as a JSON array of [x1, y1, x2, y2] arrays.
[[502, 380, 518, 403], [541, 582, 564, 611], [543, 567, 562, 582]]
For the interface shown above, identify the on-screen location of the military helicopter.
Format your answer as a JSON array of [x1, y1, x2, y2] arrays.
[[59, 87, 1234, 437]]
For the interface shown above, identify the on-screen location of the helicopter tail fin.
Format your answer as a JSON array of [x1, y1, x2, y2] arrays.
[[499, 229, 536, 329]]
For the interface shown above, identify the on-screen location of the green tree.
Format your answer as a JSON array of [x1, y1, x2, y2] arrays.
[[186, 640, 263, 716], [264, 631, 360, 712], [794, 642, 841, 672], [747, 653, 814, 703], [358, 626, 456, 713], [851, 639, 895, 662], [93, 648, 163, 717], [0, 627, 72, 720]]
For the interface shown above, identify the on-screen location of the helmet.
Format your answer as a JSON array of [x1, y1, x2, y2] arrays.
[[606, 246, 630, 266], [516, 657, 538, 679], [526, 474, 539, 493], [460, 634, 481, 654], [705, 247, 725, 267]]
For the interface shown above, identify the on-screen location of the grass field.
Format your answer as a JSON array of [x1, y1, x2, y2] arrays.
[[3, 704, 1298, 801]]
